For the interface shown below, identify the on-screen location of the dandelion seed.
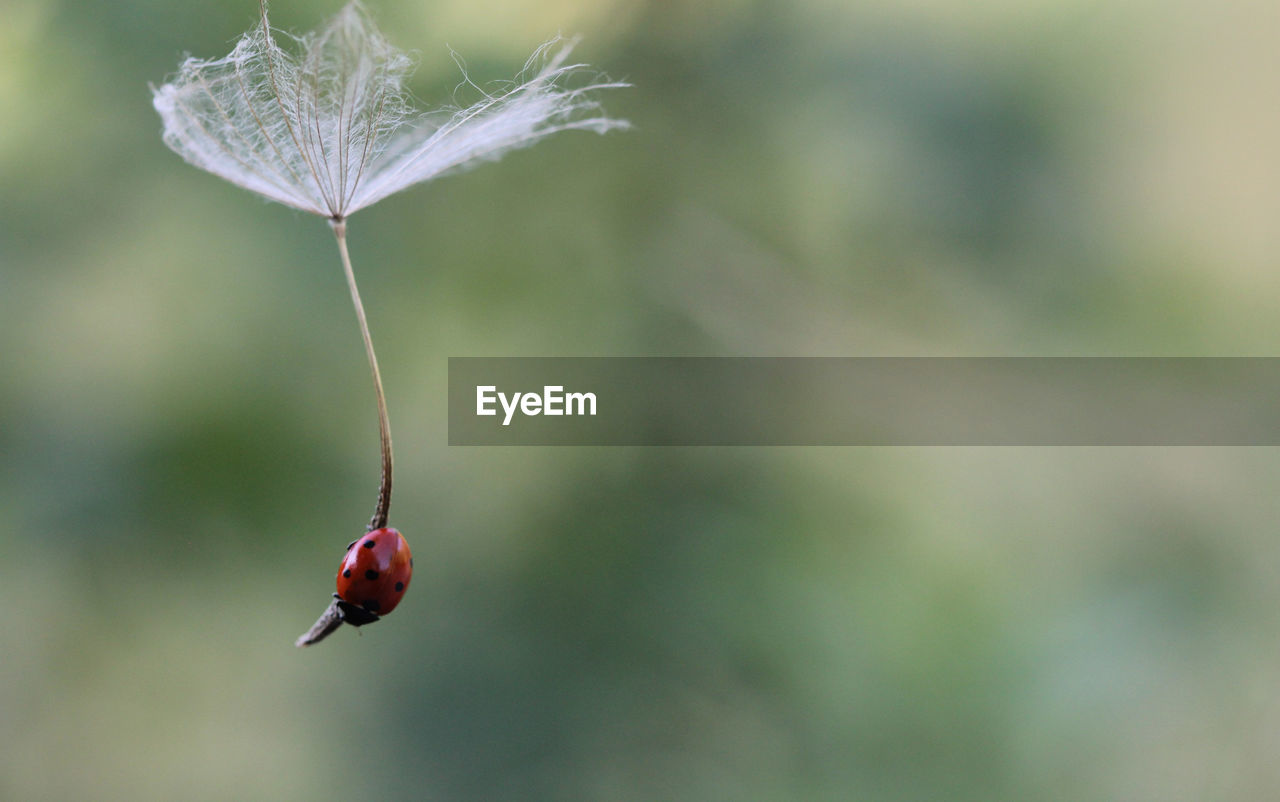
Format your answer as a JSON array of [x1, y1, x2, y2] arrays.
[[151, 1, 627, 647], [152, 0, 628, 218]]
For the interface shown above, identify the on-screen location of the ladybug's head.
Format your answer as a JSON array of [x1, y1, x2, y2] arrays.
[[334, 596, 381, 627]]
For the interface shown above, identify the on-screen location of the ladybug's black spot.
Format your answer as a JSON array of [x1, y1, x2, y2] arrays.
[[395, 582, 404, 592], [363, 540, 376, 549], [343, 569, 352, 578], [345, 540, 357, 551], [361, 599, 381, 613], [365, 569, 379, 581]]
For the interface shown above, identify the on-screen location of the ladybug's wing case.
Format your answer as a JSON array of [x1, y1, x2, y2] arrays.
[[335, 528, 412, 616]]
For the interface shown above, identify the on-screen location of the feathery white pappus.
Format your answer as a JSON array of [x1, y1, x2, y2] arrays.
[[151, 0, 629, 219]]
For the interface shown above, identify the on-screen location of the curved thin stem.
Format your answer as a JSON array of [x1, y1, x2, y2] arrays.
[[296, 597, 344, 647], [331, 218, 393, 531]]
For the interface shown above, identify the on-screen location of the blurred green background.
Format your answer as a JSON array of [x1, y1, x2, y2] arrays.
[[4, 0, 1280, 799]]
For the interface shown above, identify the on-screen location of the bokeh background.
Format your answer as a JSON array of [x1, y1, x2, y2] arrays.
[[4, 0, 1280, 798]]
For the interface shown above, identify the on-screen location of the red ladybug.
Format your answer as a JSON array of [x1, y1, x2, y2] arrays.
[[336, 527, 413, 618], [296, 527, 413, 646]]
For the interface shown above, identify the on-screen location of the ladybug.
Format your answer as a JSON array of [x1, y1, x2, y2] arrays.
[[336, 527, 413, 619], [296, 527, 413, 647]]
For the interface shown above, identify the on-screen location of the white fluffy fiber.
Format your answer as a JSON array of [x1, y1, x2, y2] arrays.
[[152, 1, 628, 218]]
